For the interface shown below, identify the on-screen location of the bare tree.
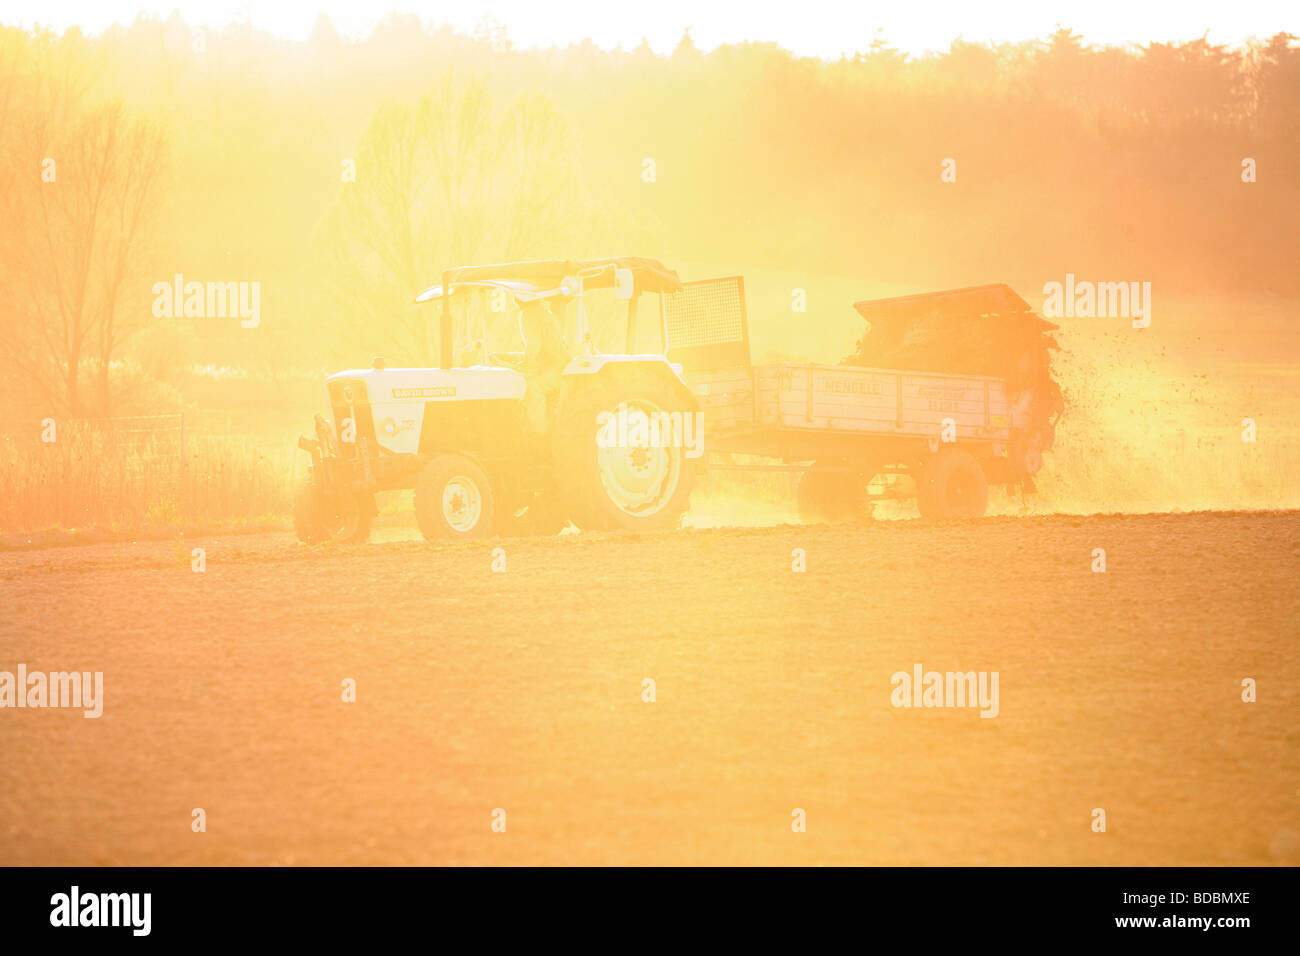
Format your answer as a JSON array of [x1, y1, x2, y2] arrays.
[[315, 74, 585, 365], [0, 30, 166, 416]]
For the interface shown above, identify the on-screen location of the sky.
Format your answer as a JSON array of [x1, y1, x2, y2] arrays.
[[2, 0, 1295, 58]]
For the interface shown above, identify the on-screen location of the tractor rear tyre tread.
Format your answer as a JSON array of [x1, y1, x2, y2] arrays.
[[552, 368, 697, 532]]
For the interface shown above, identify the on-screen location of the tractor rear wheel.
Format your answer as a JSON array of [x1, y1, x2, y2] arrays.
[[915, 449, 989, 518], [414, 453, 496, 540], [552, 369, 697, 532]]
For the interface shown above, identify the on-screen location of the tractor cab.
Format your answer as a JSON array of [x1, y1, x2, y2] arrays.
[[412, 256, 685, 368]]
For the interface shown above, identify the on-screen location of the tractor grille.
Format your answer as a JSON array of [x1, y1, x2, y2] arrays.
[[326, 377, 376, 458]]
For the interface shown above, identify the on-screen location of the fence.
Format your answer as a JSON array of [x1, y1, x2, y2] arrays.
[[58, 413, 187, 456], [0, 413, 300, 534]]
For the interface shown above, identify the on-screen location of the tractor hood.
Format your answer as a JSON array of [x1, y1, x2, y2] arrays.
[[324, 367, 526, 455], [326, 367, 526, 404]]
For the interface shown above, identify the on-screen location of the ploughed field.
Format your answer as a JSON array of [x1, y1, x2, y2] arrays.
[[1, 511, 1297, 865]]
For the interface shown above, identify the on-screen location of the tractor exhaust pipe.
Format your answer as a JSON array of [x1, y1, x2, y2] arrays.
[[439, 269, 453, 369]]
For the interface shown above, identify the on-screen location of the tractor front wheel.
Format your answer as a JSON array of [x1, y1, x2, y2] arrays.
[[414, 453, 497, 540]]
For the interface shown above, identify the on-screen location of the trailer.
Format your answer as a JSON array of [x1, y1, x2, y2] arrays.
[[662, 277, 1060, 520]]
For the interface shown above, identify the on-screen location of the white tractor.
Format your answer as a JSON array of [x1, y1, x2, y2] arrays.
[[294, 257, 701, 543]]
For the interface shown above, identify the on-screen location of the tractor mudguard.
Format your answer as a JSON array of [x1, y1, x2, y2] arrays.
[[560, 355, 699, 413]]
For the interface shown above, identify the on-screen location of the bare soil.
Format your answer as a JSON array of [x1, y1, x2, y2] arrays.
[[1, 511, 1297, 865]]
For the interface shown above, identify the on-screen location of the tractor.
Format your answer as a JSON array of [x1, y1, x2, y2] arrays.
[[293, 257, 700, 543]]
